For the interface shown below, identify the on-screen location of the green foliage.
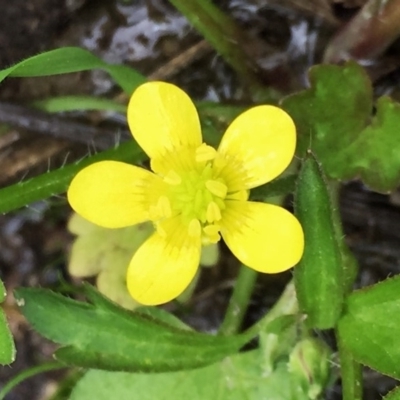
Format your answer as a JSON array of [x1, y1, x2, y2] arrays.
[[384, 387, 400, 400], [69, 317, 324, 400], [70, 354, 301, 400], [0, 141, 145, 214], [72, 354, 277, 400], [294, 154, 344, 329], [338, 275, 400, 379], [15, 284, 254, 372], [283, 61, 400, 192], [334, 96, 400, 190], [282, 62, 372, 163], [288, 338, 332, 399], [0, 279, 15, 365], [33, 96, 126, 113], [0, 47, 145, 94]]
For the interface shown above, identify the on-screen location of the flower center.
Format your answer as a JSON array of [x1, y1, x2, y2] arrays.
[[151, 144, 232, 244]]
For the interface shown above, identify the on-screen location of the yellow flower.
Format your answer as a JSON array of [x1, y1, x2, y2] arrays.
[[68, 81, 304, 306]]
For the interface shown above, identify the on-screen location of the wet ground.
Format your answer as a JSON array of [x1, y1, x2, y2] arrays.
[[1, 0, 400, 399]]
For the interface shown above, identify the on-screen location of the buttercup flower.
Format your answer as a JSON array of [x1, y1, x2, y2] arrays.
[[68, 81, 304, 305]]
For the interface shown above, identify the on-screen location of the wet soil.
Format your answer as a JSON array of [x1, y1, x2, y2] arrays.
[[1, 0, 400, 399]]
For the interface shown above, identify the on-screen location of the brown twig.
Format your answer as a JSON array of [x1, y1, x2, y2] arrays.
[[324, 0, 400, 63]]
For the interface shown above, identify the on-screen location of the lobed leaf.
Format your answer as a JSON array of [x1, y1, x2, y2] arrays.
[[282, 61, 372, 167], [283, 61, 400, 191], [334, 96, 400, 191]]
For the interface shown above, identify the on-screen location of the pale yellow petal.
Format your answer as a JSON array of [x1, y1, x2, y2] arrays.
[[126, 220, 201, 305], [67, 213, 97, 236], [220, 201, 304, 273], [68, 231, 109, 277], [127, 82, 202, 159], [68, 161, 163, 229], [217, 105, 296, 188]]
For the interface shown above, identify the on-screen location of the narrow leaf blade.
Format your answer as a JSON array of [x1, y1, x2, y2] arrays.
[[15, 286, 252, 372], [0, 47, 145, 94]]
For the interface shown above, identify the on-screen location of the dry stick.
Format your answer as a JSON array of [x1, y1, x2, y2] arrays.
[[324, 0, 400, 63], [0, 101, 131, 150], [115, 40, 213, 104], [148, 40, 213, 80]]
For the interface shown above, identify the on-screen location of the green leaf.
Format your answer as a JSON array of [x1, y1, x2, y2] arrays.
[[33, 96, 126, 113], [69, 351, 309, 400], [294, 154, 344, 329], [0, 47, 146, 94], [338, 275, 400, 379], [135, 306, 193, 331], [384, 386, 400, 400], [283, 61, 400, 192], [282, 61, 372, 166], [0, 279, 15, 365], [0, 141, 145, 214], [15, 285, 253, 372], [334, 96, 400, 191]]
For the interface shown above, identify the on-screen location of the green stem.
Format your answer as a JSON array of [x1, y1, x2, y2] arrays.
[[0, 141, 145, 214], [0, 361, 66, 400], [336, 329, 363, 400], [219, 264, 258, 335], [247, 279, 298, 338], [168, 0, 277, 101]]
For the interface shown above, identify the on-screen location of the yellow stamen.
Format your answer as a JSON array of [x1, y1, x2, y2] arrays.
[[206, 201, 222, 223], [206, 180, 228, 198], [195, 143, 217, 162], [227, 190, 249, 201], [188, 219, 201, 237], [203, 224, 221, 244]]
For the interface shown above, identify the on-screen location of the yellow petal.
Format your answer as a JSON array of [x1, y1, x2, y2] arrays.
[[127, 219, 201, 305], [68, 161, 163, 228], [220, 201, 304, 273], [127, 82, 202, 159], [217, 105, 296, 188]]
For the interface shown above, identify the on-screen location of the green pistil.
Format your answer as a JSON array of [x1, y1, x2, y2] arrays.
[[168, 162, 227, 225]]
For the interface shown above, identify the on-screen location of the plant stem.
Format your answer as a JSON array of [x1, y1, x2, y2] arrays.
[[168, 0, 278, 101], [0, 361, 66, 400], [219, 264, 258, 335], [336, 329, 363, 400]]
